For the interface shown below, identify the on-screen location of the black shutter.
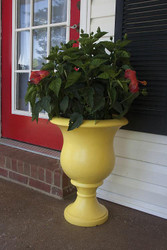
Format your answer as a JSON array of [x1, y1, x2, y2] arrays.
[[115, 0, 167, 135]]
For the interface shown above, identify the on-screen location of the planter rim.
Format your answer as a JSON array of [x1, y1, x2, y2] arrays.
[[51, 117, 128, 128]]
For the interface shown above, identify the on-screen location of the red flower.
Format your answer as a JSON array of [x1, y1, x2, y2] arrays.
[[125, 69, 147, 93], [30, 71, 50, 84], [124, 69, 136, 79], [74, 67, 79, 71]]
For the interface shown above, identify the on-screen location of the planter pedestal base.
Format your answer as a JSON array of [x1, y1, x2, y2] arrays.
[[51, 117, 128, 227], [64, 180, 108, 227]]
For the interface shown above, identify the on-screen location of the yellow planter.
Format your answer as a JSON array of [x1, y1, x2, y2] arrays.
[[51, 117, 128, 227]]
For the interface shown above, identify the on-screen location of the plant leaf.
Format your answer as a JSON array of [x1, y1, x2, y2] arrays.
[[92, 96, 105, 113], [100, 41, 115, 52], [94, 31, 108, 39], [68, 112, 83, 131], [60, 96, 69, 113], [116, 39, 131, 48], [25, 84, 36, 104], [80, 87, 95, 108], [116, 50, 130, 58], [108, 87, 117, 105], [29, 91, 37, 107], [122, 64, 131, 70], [32, 101, 42, 122], [71, 60, 84, 68], [113, 102, 123, 114], [94, 84, 104, 96], [63, 55, 72, 61], [49, 78, 62, 97], [41, 62, 54, 71], [97, 72, 110, 79], [41, 96, 51, 113], [89, 59, 107, 70], [117, 80, 123, 88], [65, 71, 81, 88]]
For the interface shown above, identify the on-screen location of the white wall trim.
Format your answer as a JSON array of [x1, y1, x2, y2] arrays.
[[80, 0, 91, 33], [97, 129, 167, 220], [97, 188, 167, 220], [117, 129, 167, 145]]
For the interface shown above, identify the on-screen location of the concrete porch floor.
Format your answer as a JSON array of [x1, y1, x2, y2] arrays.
[[0, 179, 167, 250]]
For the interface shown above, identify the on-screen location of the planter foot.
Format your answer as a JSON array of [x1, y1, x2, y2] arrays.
[[64, 180, 108, 227], [64, 203, 108, 227]]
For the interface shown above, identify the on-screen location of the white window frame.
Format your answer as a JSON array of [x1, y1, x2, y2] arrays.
[[12, 0, 71, 118]]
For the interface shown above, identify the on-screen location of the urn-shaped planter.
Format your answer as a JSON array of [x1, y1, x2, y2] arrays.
[[51, 117, 128, 227]]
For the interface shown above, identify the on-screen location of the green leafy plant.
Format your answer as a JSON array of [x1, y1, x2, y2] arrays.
[[25, 27, 147, 130]]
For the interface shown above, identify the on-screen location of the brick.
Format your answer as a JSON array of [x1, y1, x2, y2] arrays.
[[29, 179, 51, 193], [51, 186, 63, 198], [54, 172, 61, 187], [11, 159, 17, 172], [55, 160, 61, 169], [31, 165, 38, 179], [17, 161, 24, 174], [24, 163, 31, 176], [9, 171, 28, 184], [38, 167, 45, 181], [0, 155, 5, 168], [46, 170, 53, 184], [6, 157, 12, 169], [0, 168, 8, 178]]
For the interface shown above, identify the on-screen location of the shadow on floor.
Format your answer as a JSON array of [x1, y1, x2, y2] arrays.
[[0, 179, 167, 250]]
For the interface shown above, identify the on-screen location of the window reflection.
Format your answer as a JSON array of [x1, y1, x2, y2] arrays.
[[52, 0, 67, 23], [17, 31, 30, 70], [33, 29, 47, 69], [34, 0, 48, 26], [17, 0, 30, 28], [15, 0, 68, 113], [16, 73, 29, 111], [51, 27, 66, 47]]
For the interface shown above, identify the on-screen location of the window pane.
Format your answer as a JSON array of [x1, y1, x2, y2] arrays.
[[17, 0, 30, 28], [33, 28, 47, 70], [16, 73, 29, 111], [17, 31, 30, 70], [34, 0, 48, 26], [52, 0, 67, 23], [51, 27, 66, 47]]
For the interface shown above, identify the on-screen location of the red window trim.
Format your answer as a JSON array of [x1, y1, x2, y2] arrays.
[[1, 0, 80, 150]]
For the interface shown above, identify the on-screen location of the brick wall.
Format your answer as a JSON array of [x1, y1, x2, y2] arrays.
[[0, 0, 1, 138], [0, 144, 75, 199]]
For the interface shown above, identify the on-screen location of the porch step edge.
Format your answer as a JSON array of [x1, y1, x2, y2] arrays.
[[0, 138, 60, 159]]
